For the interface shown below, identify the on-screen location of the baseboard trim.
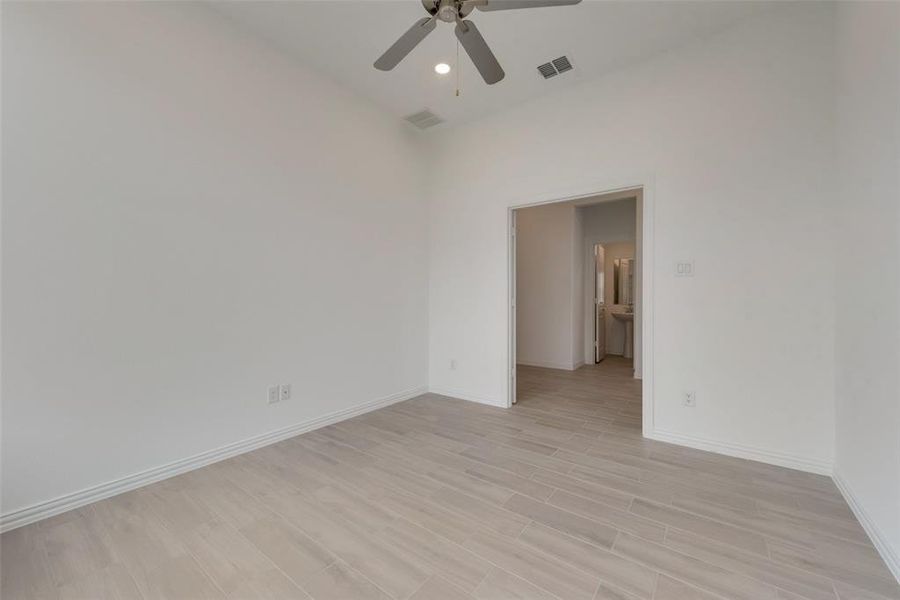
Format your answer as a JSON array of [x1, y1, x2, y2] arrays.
[[428, 387, 507, 408], [647, 428, 833, 476], [833, 471, 900, 584], [516, 360, 579, 371], [0, 385, 428, 533]]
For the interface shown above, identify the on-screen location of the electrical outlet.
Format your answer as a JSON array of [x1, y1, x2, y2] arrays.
[[450, 359, 458, 370], [280, 384, 291, 402], [267, 385, 280, 405], [675, 260, 695, 277], [683, 391, 696, 407]]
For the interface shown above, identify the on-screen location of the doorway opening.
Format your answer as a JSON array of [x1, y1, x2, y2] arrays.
[[509, 186, 651, 434]]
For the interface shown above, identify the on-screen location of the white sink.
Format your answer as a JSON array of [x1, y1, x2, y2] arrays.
[[611, 312, 634, 358]]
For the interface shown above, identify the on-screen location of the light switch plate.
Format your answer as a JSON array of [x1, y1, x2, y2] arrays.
[[267, 385, 280, 404], [280, 384, 291, 402]]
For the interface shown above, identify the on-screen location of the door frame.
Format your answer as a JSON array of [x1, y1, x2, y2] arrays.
[[590, 241, 606, 365], [508, 179, 654, 437], [509, 209, 518, 403]]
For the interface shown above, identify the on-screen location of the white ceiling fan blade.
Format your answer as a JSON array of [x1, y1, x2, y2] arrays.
[[476, 0, 581, 11], [374, 17, 437, 71], [454, 19, 505, 85]]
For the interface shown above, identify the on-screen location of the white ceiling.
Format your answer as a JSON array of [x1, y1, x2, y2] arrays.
[[213, 0, 778, 129]]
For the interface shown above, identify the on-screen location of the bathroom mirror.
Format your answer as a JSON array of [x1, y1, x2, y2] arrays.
[[614, 258, 634, 305]]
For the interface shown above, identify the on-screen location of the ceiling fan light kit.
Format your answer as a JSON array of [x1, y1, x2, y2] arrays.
[[374, 0, 582, 85]]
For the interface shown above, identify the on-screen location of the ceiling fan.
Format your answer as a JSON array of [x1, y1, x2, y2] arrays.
[[374, 0, 582, 85]]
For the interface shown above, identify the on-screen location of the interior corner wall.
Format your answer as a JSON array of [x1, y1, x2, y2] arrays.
[[428, 4, 836, 471], [1, 2, 429, 519], [833, 0, 900, 579]]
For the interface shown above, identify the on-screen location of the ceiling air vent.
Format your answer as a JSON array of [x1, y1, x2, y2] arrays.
[[404, 109, 444, 130], [552, 56, 572, 74], [537, 55, 574, 79]]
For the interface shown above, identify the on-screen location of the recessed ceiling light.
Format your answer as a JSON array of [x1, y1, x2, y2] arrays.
[[434, 63, 451, 75]]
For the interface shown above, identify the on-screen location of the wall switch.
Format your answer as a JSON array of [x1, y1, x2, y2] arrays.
[[675, 260, 695, 277], [450, 359, 458, 370], [683, 391, 696, 407], [267, 385, 280, 404], [280, 384, 291, 402]]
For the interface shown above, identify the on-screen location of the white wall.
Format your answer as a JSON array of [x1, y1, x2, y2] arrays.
[[571, 206, 585, 369], [582, 198, 636, 245], [1, 2, 428, 518], [514, 203, 581, 370], [833, 1, 900, 579], [428, 4, 836, 471]]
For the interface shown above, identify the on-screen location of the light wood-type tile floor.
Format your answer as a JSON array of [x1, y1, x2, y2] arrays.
[[3, 357, 899, 599]]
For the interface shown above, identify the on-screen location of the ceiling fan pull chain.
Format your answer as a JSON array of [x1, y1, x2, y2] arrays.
[[456, 38, 461, 97]]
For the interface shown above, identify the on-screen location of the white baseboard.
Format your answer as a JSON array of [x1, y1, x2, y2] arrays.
[[0, 386, 427, 533], [516, 360, 579, 371], [833, 471, 900, 584], [428, 387, 507, 408], [647, 428, 833, 476]]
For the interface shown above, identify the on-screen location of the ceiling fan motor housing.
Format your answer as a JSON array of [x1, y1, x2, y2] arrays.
[[437, 0, 459, 22]]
